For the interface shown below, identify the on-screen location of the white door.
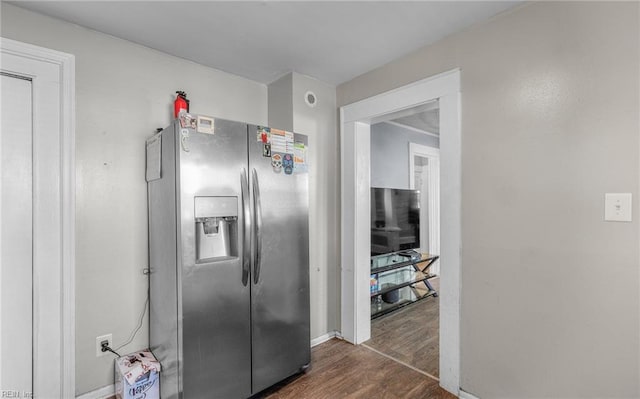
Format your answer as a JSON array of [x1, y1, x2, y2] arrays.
[[1, 38, 75, 397], [1, 73, 33, 395]]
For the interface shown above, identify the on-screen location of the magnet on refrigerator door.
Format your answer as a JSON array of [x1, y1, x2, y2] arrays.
[[283, 153, 294, 175], [258, 126, 271, 143], [271, 153, 283, 173], [263, 143, 271, 158]]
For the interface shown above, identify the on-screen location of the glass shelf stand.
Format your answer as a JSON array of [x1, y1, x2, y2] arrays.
[[370, 251, 439, 319]]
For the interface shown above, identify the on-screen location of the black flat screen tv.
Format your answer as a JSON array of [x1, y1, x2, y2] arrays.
[[371, 187, 420, 256]]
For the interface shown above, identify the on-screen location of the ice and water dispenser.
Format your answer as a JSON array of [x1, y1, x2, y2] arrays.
[[194, 196, 238, 262]]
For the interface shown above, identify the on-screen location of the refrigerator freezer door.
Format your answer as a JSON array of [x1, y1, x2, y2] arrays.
[[248, 126, 311, 394], [178, 119, 252, 398]]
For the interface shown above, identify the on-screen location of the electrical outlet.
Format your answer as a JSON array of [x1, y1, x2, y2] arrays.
[[96, 333, 113, 357]]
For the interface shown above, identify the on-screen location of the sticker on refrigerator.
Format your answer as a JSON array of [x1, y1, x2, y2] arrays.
[[293, 142, 308, 173], [283, 153, 294, 175], [271, 153, 283, 173], [262, 143, 271, 157], [257, 126, 270, 143]]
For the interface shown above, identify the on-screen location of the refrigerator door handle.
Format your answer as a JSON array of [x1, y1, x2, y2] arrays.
[[251, 168, 263, 284], [240, 168, 251, 286]]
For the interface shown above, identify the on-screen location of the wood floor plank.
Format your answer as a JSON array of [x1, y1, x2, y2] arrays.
[[258, 338, 455, 399], [366, 278, 440, 377]]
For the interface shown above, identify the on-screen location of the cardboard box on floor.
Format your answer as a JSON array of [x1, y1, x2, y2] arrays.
[[114, 350, 161, 399]]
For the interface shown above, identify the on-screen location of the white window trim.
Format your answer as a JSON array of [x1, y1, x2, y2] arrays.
[[1, 37, 76, 398], [340, 69, 461, 395]]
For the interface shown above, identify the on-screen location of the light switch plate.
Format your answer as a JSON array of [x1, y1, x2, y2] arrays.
[[604, 193, 632, 222]]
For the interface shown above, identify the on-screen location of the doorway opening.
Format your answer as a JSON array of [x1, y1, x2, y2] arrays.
[[340, 69, 460, 395], [364, 101, 441, 379]]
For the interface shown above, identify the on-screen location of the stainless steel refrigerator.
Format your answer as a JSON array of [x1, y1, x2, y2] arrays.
[[146, 115, 310, 399]]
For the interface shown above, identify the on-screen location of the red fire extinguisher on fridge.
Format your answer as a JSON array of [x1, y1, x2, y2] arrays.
[[174, 91, 189, 118]]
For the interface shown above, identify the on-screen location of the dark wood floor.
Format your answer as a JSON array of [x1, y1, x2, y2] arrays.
[[259, 338, 455, 399], [365, 277, 440, 377]]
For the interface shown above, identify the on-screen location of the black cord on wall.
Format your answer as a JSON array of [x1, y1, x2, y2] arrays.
[[115, 295, 150, 352], [101, 342, 121, 358]]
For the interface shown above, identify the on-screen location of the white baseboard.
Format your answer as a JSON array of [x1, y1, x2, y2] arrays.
[[310, 330, 342, 347], [459, 389, 481, 399], [76, 384, 114, 399]]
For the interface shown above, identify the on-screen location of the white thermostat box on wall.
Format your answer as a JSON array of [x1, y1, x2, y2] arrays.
[[196, 115, 215, 134]]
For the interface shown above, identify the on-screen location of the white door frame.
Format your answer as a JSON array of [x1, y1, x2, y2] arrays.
[[409, 143, 440, 274], [1, 37, 75, 398], [340, 69, 461, 395]]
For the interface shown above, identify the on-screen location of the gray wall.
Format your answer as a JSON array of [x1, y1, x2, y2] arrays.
[[1, 4, 269, 396], [370, 122, 439, 189], [339, 2, 639, 398], [268, 74, 293, 132], [269, 73, 340, 339], [291, 74, 340, 339]]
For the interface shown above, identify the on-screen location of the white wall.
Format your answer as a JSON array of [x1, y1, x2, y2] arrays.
[[1, 4, 268, 396], [370, 122, 439, 189], [338, 2, 639, 398], [268, 73, 340, 340]]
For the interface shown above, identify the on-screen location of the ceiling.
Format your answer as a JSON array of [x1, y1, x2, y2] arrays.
[[374, 100, 440, 136], [391, 109, 440, 135], [12, 1, 521, 85]]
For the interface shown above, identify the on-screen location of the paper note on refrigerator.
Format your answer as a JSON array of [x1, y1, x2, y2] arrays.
[[145, 134, 162, 182], [284, 131, 294, 153], [293, 142, 307, 173], [270, 129, 294, 154]]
